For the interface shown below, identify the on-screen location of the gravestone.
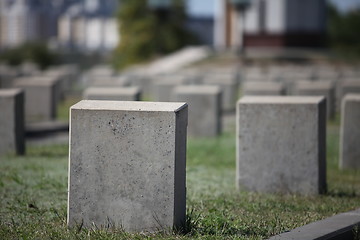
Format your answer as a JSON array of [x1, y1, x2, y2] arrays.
[[242, 81, 285, 96], [14, 76, 59, 122], [340, 79, 360, 100], [0, 89, 25, 155], [294, 80, 335, 119], [339, 94, 360, 169], [173, 85, 222, 137], [237, 96, 327, 195], [203, 73, 238, 111], [152, 75, 186, 102], [83, 87, 141, 101], [68, 100, 187, 232]]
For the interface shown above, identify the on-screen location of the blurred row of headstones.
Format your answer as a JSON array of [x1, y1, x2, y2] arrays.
[[1, 60, 360, 233]]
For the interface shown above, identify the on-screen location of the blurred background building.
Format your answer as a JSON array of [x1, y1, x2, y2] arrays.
[[0, 0, 358, 54], [214, 0, 327, 49]]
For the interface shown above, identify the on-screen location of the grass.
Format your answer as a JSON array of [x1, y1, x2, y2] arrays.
[[0, 121, 360, 239]]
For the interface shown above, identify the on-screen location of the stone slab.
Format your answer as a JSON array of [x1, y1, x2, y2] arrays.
[[83, 87, 141, 101], [203, 74, 239, 112], [68, 100, 188, 232], [237, 96, 327, 195], [340, 94, 360, 169], [242, 81, 285, 96], [152, 75, 186, 102], [0, 89, 25, 155], [268, 208, 360, 240], [294, 80, 335, 119], [173, 85, 222, 137]]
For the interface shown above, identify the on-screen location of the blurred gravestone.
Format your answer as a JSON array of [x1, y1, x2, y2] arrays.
[[340, 94, 360, 169], [0, 89, 25, 155]]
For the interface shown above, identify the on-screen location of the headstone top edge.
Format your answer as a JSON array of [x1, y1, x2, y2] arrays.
[[71, 100, 187, 112], [239, 96, 325, 104], [343, 94, 360, 101], [173, 85, 222, 94], [0, 88, 24, 96]]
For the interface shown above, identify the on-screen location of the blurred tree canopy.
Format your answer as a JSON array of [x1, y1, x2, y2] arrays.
[[112, 0, 198, 69], [328, 3, 360, 58], [0, 42, 58, 69]]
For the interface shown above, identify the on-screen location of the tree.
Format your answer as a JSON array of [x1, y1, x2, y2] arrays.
[[112, 0, 197, 69], [328, 3, 360, 58]]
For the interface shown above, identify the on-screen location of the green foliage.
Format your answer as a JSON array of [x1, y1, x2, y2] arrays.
[[112, 0, 198, 69], [328, 4, 360, 58], [0, 42, 58, 69]]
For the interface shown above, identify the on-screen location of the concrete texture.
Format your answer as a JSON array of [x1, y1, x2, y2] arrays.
[[203, 73, 239, 112], [340, 94, 360, 169], [294, 80, 335, 119], [83, 87, 141, 101], [14, 77, 59, 122], [0, 89, 25, 155], [237, 96, 327, 195], [242, 81, 285, 96], [268, 208, 360, 240], [173, 85, 222, 137], [68, 100, 188, 232]]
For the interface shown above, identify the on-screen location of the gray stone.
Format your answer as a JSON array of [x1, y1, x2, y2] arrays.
[[0, 65, 19, 88], [340, 94, 360, 169], [68, 100, 188, 232], [83, 87, 141, 101], [0, 89, 25, 155], [14, 76, 59, 122], [268, 208, 360, 240], [90, 76, 131, 88], [173, 85, 222, 137], [152, 76, 186, 102], [340, 79, 360, 100], [242, 81, 285, 96], [237, 96, 327, 195], [203, 73, 239, 111], [294, 80, 335, 119]]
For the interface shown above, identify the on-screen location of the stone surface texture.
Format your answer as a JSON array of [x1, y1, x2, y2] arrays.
[[173, 85, 222, 137], [340, 94, 360, 169], [0, 89, 25, 155], [68, 100, 188, 232], [237, 96, 327, 195], [83, 87, 141, 101]]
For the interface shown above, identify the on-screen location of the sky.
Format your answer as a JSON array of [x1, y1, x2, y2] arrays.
[[186, 0, 360, 17]]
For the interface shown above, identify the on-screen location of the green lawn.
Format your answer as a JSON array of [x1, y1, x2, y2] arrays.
[[0, 121, 359, 239]]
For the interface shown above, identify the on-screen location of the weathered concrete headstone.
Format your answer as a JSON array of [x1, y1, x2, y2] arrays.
[[0, 89, 25, 155], [68, 100, 188, 232], [242, 81, 285, 96], [173, 85, 222, 137], [237, 96, 327, 195], [14, 76, 59, 122], [83, 87, 141, 101], [339, 94, 360, 169], [294, 80, 335, 119]]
